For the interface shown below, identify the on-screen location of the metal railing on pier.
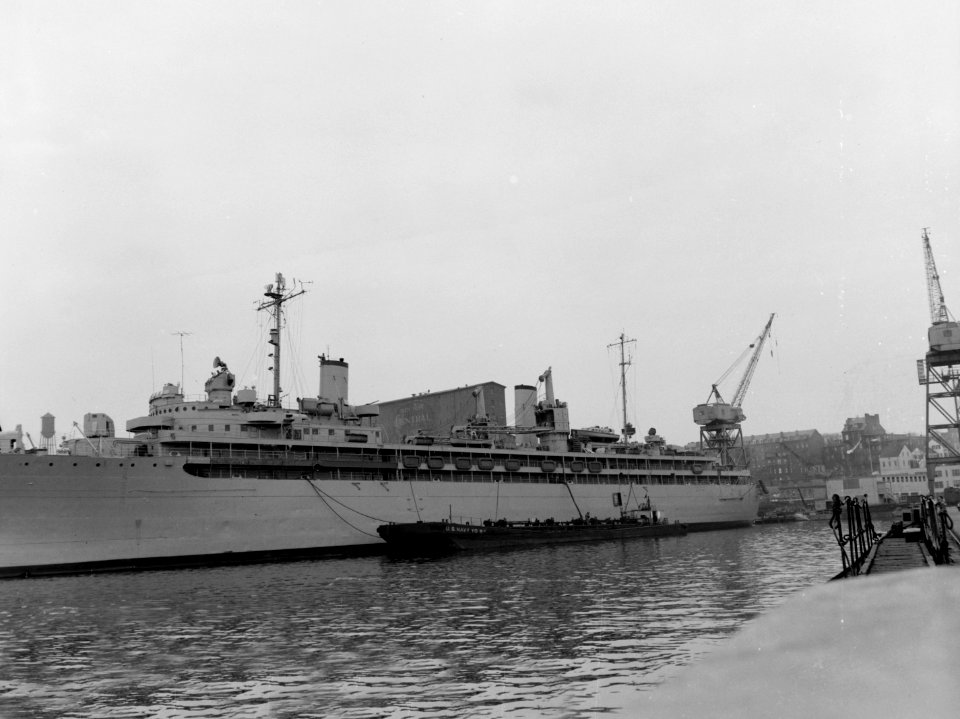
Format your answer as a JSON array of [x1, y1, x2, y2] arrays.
[[828, 494, 882, 578], [918, 496, 954, 566]]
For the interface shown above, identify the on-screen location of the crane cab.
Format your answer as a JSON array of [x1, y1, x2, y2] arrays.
[[693, 403, 745, 426], [929, 321, 960, 353]]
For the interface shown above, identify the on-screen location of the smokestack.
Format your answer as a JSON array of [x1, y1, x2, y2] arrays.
[[319, 355, 349, 403]]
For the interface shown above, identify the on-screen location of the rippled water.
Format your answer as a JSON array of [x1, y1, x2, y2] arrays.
[[0, 521, 843, 718]]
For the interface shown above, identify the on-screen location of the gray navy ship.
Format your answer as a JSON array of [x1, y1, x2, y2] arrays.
[[0, 273, 759, 577]]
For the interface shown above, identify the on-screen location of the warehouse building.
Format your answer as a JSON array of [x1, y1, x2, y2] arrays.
[[377, 382, 507, 443]]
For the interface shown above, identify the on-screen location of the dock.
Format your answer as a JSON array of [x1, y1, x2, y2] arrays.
[[628, 564, 960, 718], [623, 503, 960, 717], [830, 497, 960, 577]]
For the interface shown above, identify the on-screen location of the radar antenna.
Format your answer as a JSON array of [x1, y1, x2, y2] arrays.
[[171, 331, 192, 392]]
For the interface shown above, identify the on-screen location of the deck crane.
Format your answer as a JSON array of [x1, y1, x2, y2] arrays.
[[693, 313, 775, 468], [916, 228, 960, 496]]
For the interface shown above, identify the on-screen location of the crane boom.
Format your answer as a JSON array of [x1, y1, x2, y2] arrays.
[[923, 228, 952, 324], [731, 313, 775, 407], [921, 229, 960, 353]]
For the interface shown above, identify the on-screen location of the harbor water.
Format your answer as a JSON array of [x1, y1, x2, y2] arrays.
[[1, 521, 842, 718]]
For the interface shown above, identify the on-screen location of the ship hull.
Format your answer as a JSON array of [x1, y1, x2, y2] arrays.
[[0, 455, 758, 577]]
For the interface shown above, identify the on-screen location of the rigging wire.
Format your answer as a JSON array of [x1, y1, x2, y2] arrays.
[[605, 345, 621, 429], [238, 306, 269, 399], [714, 343, 753, 387], [284, 299, 308, 402]]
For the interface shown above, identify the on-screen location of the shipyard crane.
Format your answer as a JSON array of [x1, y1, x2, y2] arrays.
[[922, 228, 960, 352], [693, 313, 775, 468], [916, 228, 960, 496]]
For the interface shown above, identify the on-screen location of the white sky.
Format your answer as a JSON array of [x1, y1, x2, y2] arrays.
[[2, 0, 958, 446]]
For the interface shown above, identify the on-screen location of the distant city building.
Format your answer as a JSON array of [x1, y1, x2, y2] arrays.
[[821, 433, 849, 477], [825, 475, 890, 507], [744, 430, 825, 485], [829, 433, 960, 504], [727, 413, 955, 507], [876, 442, 928, 501], [840, 413, 886, 475]]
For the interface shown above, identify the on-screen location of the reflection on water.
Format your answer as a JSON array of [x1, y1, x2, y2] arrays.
[[0, 522, 840, 718]]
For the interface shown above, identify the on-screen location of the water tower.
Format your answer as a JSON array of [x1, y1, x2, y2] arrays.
[[40, 413, 56, 454]]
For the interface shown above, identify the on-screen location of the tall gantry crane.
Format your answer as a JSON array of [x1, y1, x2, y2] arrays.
[[693, 313, 775, 468], [916, 229, 960, 495]]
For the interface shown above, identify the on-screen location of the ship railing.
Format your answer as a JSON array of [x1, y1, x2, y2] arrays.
[[828, 494, 882, 579], [157, 447, 321, 463], [155, 447, 392, 466], [918, 496, 953, 565]]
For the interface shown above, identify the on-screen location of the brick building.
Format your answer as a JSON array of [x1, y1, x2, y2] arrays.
[[744, 430, 826, 485], [840, 413, 886, 475]]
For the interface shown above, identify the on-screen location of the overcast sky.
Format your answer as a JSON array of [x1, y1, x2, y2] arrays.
[[2, 1, 958, 447]]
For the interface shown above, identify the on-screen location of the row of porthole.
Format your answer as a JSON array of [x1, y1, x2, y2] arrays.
[[154, 406, 201, 414], [401, 457, 600, 473]]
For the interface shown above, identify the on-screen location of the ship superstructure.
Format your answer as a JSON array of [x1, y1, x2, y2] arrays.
[[0, 274, 759, 577]]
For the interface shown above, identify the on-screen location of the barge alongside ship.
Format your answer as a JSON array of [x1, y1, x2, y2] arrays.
[[378, 515, 687, 553], [0, 273, 759, 578]]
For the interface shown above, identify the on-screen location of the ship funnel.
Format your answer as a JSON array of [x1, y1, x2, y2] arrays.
[[514, 384, 537, 449], [472, 387, 487, 420], [514, 385, 537, 428], [319, 355, 349, 404]]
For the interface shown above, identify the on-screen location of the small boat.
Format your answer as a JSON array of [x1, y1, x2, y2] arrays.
[[377, 514, 687, 553]]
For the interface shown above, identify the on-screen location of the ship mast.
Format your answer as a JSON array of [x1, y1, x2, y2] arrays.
[[257, 272, 306, 408], [608, 332, 637, 443]]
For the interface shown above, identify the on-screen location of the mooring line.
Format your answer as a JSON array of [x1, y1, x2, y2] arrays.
[[408, 479, 422, 522], [559, 466, 583, 520], [305, 479, 391, 522], [304, 479, 382, 538]]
